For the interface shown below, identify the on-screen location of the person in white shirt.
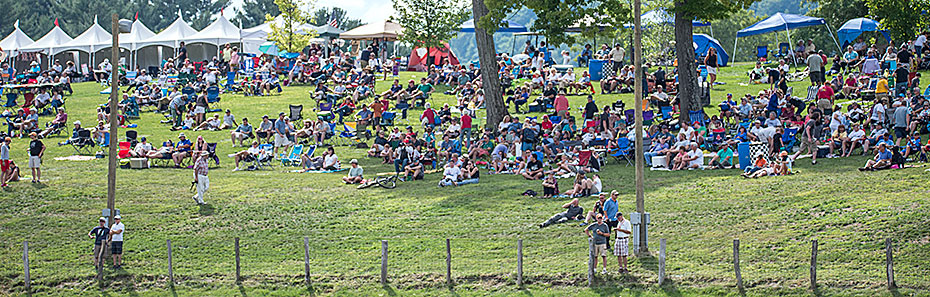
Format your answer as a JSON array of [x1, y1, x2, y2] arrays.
[[220, 109, 237, 130], [608, 43, 626, 74], [845, 124, 867, 157], [322, 149, 340, 170], [439, 162, 462, 187], [591, 174, 602, 194], [109, 215, 125, 269], [34, 90, 51, 109], [674, 143, 704, 170], [613, 212, 632, 273], [130, 137, 153, 157]]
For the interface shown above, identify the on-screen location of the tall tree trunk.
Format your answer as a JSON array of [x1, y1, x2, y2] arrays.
[[472, 0, 507, 130], [674, 7, 696, 124]]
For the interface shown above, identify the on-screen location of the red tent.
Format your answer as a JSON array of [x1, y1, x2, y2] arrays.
[[407, 42, 459, 71]]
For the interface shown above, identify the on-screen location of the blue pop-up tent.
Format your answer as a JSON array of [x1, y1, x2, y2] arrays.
[[459, 19, 528, 33], [733, 12, 841, 63], [693, 34, 729, 66], [837, 18, 891, 47]]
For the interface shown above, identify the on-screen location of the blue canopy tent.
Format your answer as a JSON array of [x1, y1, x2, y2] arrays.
[[459, 19, 528, 33], [693, 34, 729, 66], [733, 12, 841, 63], [837, 18, 891, 47]]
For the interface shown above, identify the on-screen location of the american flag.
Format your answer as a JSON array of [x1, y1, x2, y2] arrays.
[[328, 17, 338, 28]]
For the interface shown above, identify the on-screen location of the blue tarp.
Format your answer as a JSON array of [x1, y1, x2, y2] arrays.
[[459, 19, 528, 33], [736, 12, 825, 38], [624, 9, 710, 28], [837, 18, 891, 46], [693, 34, 729, 67]]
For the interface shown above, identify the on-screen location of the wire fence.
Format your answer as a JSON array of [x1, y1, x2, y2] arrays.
[[4, 236, 925, 294]]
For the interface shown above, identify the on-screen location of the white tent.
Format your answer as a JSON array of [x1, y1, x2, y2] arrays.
[[20, 24, 73, 67], [0, 21, 36, 57], [184, 15, 241, 45], [138, 16, 198, 49], [55, 16, 112, 55], [119, 19, 156, 51], [340, 20, 404, 40]]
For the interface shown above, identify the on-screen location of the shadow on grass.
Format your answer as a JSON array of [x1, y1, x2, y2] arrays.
[[659, 279, 684, 297], [30, 182, 48, 189], [169, 284, 178, 297], [199, 204, 215, 216], [637, 254, 658, 274], [381, 284, 397, 296], [238, 284, 247, 297]]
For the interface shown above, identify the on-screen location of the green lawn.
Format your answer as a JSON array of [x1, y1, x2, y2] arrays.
[[0, 65, 928, 296]]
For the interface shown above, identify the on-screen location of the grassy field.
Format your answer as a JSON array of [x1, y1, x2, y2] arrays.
[[0, 64, 928, 296]]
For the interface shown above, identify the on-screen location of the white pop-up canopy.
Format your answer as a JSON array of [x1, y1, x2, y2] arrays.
[[119, 19, 156, 51], [21, 24, 73, 53], [340, 20, 404, 40], [54, 15, 112, 55], [0, 21, 36, 56], [184, 15, 241, 45], [138, 16, 198, 49]]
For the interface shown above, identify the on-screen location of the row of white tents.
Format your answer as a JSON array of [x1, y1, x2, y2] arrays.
[[0, 14, 361, 71]]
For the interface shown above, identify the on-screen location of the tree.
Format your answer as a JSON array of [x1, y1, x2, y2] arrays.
[[234, 0, 279, 28], [667, 0, 758, 123], [866, 0, 930, 41], [309, 7, 364, 30], [476, 0, 630, 129], [392, 0, 469, 69], [267, 0, 316, 54]]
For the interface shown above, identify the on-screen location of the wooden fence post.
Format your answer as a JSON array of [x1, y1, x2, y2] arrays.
[[380, 240, 388, 285], [235, 237, 241, 284], [517, 239, 523, 287], [445, 238, 452, 285], [885, 238, 895, 289], [304, 236, 310, 286], [733, 239, 742, 290], [658, 238, 666, 285], [810, 239, 818, 290], [22, 241, 30, 292], [167, 239, 174, 285], [587, 237, 594, 286]]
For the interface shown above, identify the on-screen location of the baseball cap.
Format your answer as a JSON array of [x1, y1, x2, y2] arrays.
[[178, 132, 186, 138], [350, 159, 358, 164], [74, 120, 82, 125], [99, 217, 106, 222], [114, 215, 121, 220]]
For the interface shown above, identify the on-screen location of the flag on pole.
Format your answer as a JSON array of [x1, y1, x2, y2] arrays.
[[328, 17, 338, 28], [134, 12, 138, 20], [54, 18, 59, 27]]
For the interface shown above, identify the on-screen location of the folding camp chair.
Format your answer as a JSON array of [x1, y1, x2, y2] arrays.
[[610, 137, 633, 166], [118, 142, 132, 159], [70, 129, 96, 155], [805, 85, 818, 102], [289, 105, 303, 122], [338, 122, 359, 145], [225, 72, 237, 91], [380, 111, 396, 126], [205, 143, 220, 166], [279, 144, 304, 166], [782, 127, 799, 153], [252, 143, 275, 170], [4, 93, 17, 108], [756, 46, 768, 61], [182, 86, 196, 102], [125, 130, 138, 147], [206, 86, 221, 103]]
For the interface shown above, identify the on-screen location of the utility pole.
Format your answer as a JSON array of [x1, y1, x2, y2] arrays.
[[632, 0, 648, 254], [106, 14, 119, 227]]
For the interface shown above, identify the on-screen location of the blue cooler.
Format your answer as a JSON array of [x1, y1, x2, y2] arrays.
[[589, 59, 607, 81], [738, 142, 751, 170]]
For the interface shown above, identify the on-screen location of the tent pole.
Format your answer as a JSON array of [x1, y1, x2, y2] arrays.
[[709, 25, 714, 38], [825, 23, 842, 54], [733, 38, 738, 63], [785, 28, 797, 68]]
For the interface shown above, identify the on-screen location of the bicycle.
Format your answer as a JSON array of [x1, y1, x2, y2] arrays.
[[357, 174, 398, 189]]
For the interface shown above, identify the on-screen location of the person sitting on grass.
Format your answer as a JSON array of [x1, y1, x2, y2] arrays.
[[301, 146, 339, 172], [542, 173, 559, 198], [2, 159, 19, 184], [672, 143, 703, 171], [563, 173, 594, 198], [521, 152, 545, 180], [860, 143, 893, 171], [231, 141, 263, 171], [740, 154, 767, 177], [844, 123, 867, 157], [343, 159, 364, 184], [457, 158, 480, 186], [709, 142, 735, 169], [539, 198, 584, 228], [402, 153, 425, 182], [219, 109, 237, 130], [438, 161, 462, 187], [194, 114, 222, 131]]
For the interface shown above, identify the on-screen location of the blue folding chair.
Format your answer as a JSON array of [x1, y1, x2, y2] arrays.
[[279, 144, 304, 166], [610, 137, 633, 166], [756, 46, 768, 60], [206, 86, 221, 103], [782, 127, 799, 153], [3, 92, 17, 108], [225, 72, 237, 91]]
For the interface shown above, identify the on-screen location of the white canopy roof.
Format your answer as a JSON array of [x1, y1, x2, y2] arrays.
[[118, 19, 156, 51], [20, 24, 73, 53], [138, 16, 198, 48], [340, 20, 403, 40], [54, 16, 112, 54], [184, 15, 240, 45], [0, 21, 36, 54]]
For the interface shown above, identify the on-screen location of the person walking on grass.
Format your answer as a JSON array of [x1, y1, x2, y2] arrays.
[[585, 214, 611, 274], [109, 215, 124, 269], [1, 137, 10, 188], [27, 132, 45, 183], [614, 212, 632, 273], [192, 151, 209, 205], [88, 217, 109, 266]]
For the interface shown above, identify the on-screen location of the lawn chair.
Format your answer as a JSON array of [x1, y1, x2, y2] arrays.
[[118, 141, 132, 159], [289, 105, 303, 122], [123, 96, 141, 119], [225, 72, 237, 91], [4, 93, 17, 108], [252, 143, 275, 170], [643, 110, 655, 126], [782, 127, 799, 153], [205, 143, 220, 166], [206, 86, 221, 103], [279, 144, 304, 166], [610, 137, 633, 166], [805, 85, 818, 102], [182, 86, 196, 101], [70, 129, 96, 155], [338, 122, 358, 145], [380, 111, 396, 126], [756, 46, 768, 61], [126, 130, 138, 147]]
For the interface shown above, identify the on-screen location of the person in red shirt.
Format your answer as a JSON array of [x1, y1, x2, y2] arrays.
[[420, 103, 436, 128], [370, 100, 383, 127], [460, 110, 473, 148]]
